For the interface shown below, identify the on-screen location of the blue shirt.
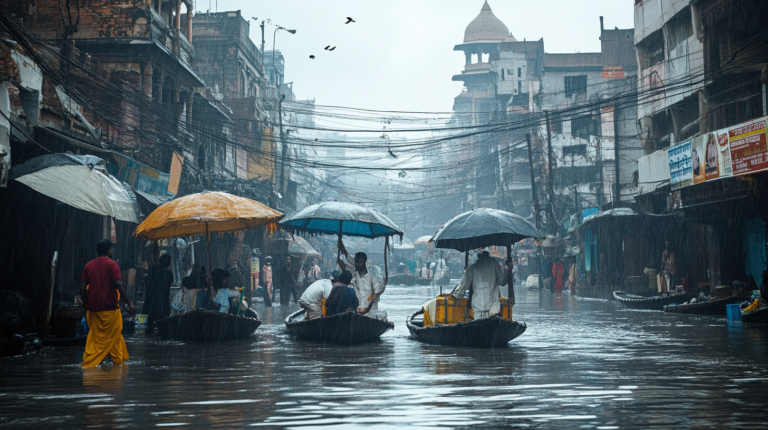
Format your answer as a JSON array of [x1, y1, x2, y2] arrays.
[[325, 286, 358, 316]]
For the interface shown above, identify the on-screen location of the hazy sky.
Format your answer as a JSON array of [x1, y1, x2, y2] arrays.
[[211, 0, 635, 113]]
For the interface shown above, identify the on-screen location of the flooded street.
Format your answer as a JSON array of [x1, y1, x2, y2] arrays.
[[1, 284, 767, 429]]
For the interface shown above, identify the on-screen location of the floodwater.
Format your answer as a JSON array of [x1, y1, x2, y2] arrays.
[[2, 285, 768, 429]]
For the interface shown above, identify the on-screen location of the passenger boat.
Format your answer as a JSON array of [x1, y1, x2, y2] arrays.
[[156, 309, 261, 342], [285, 309, 394, 345], [406, 309, 526, 348], [613, 291, 694, 311], [663, 296, 740, 315], [742, 306, 768, 324], [388, 273, 430, 286]]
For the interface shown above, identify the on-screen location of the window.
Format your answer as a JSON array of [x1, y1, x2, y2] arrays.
[[666, 7, 693, 52], [563, 144, 587, 156], [639, 29, 664, 68], [571, 116, 598, 138], [501, 69, 505, 81], [551, 119, 562, 134], [564, 75, 588, 97], [518, 80, 522, 94], [517, 67, 522, 78]]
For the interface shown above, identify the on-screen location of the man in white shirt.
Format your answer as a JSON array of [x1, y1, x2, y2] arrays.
[[337, 238, 388, 311], [298, 278, 334, 320], [451, 251, 508, 319]]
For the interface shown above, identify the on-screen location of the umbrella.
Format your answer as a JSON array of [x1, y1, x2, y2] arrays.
[[135, 191, 283, 288], [10, 153, 140, 223], [279, 201, 403, 239], [135, 191, 283, 240], [431, 208, 542, 252], [413, 235, 433, 245], [432, 208, 542, 304], [273, 235, 321, 258]]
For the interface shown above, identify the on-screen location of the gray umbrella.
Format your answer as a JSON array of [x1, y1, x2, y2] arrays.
[[431, 208, 543, 252], [10, 153, 141, 223]]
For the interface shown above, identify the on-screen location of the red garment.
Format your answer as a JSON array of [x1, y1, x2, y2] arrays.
[[552, 262, 565, 293], [81, 256, 122, 312]]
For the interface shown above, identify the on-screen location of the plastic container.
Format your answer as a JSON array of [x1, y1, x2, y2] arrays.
[[136, 314, 148, 324], [726, 304, 742, 322]]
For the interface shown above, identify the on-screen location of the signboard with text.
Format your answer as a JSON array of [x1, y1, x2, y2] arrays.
[[668, 140, 693, 190], [729, 117, 768, 176]]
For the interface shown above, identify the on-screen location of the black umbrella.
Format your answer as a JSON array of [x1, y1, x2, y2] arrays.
[[431, 208, 543, 252]]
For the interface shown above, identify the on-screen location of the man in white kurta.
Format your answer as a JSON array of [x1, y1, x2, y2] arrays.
[[338, 240, 387, 311], [451, 251, 508, 319], [298, 278, 333, 320]]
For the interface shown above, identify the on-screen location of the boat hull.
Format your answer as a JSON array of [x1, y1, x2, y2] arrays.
[[285, 309, 394, 345], [156, 309, 261, 342], [613, 291, 694, 311], [406, 309, 526, 348], [663, 297, 740, 315], [743, 307, 768, 324]]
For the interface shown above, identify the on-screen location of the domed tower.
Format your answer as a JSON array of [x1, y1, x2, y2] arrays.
[[453, 1, 510, 95]]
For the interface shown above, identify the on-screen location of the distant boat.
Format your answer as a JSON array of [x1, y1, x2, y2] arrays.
[[285, 309, 393, 345], [613, 291, 694, 311], [663, 296, 739, 315], [406, 309, 526, 348], [742, 306, 768, 325]]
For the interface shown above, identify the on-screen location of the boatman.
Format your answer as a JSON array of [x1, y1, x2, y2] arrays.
[[337, 238, 388, 311], [80, 240, 135, 368], [450, 250, 508, 319], [298, 275, 335, 320]]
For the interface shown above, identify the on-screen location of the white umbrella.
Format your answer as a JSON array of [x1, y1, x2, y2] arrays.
[[10, 153, 140, 223]]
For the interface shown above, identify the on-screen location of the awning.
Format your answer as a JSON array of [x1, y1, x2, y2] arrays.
[[578, 208, 639, 230]]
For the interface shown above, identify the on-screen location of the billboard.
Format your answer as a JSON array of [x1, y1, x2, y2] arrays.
[[668, 140, 692, 190], [729, 117, 768, 176]]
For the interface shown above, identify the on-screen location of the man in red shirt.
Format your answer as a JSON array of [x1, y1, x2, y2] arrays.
[[80, 240, 135, 368]]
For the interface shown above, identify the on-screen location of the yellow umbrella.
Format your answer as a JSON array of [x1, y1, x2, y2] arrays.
[[135, 191, 283, 240], [135, 192, 283, 285]]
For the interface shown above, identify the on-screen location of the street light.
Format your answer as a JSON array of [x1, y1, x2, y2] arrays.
[[271, 26, 296, 87]]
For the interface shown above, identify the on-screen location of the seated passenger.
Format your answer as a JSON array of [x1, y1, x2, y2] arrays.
[[324, 270, 357, 316], [298, 276, 334, 320], [211, 268, 231, 313]]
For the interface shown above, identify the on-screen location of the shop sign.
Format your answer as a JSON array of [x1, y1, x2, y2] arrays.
[[668, 140, 692, 190], [729, 116, 768, 176]]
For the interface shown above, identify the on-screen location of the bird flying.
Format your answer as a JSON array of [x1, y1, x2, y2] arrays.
[[329, 46, 336, 51], [346, 17, 355, 24], [324, 45, 331, 50], [309, 55, 315, 59]]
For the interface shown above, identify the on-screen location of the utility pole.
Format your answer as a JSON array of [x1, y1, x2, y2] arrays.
[[613, 105, 621, 205], [260, 21, 265, 60], [526, 133, 542, 231], [277, 95, 285, 197], [544, 111, 555, 234]]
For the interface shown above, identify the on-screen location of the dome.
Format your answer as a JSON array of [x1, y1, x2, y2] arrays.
[[463, 1, 510, 44]]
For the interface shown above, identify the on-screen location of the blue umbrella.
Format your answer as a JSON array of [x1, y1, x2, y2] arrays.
[[280, 201, 403, 239]]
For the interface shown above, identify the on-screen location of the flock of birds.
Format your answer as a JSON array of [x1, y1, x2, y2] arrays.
[[309, 17, 355, 59]]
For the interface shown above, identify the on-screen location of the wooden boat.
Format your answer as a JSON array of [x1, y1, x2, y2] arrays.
[[742, 306, 768, 324], [613, 291, 694, 311], [285, 309, 394, 345], [663, 296, 740, 315], [388, 273, 431, 286], [156, 309, 261, 342], [406, 309, 526, 348]]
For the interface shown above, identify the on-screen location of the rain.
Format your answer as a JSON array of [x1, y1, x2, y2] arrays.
[[2, 0, 768, 428]]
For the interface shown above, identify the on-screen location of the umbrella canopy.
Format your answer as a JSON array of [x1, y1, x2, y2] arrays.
[[10, 153, 141, 223], [273, 235, 322, 258], [135, 191, 283, 240], [431, 208, 543, 252], [413, 235, 433, 245], [280, 201, 403, 239]]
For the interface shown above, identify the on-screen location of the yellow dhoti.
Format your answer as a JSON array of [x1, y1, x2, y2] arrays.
[[82, 309, 129, 368]]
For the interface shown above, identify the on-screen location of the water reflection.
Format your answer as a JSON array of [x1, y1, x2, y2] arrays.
[[1, 286, 768, 428]]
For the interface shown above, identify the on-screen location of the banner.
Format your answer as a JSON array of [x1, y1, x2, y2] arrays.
[[167, 152, 184, 195], [690, 135, 706, 184], [668, 140, 693, 190], [729, 117, 768, 176]]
